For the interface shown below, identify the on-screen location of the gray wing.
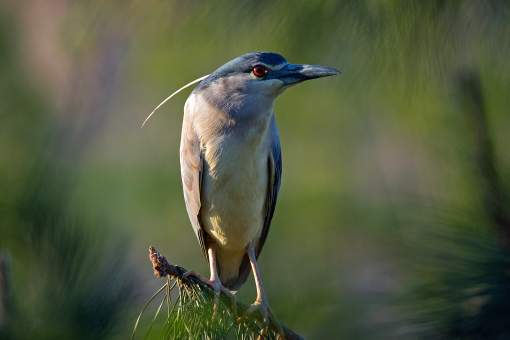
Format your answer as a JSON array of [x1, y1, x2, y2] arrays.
[[256, 117, 282, 257], [180, 98, 208, 264], [228, 117, 282, 291]]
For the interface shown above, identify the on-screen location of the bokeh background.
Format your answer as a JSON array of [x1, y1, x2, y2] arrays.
[[1, 1, 510, 339]]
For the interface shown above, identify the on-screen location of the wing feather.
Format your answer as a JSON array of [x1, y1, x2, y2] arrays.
[[180, 96, 208, 264], [257, 117, 282, 257]]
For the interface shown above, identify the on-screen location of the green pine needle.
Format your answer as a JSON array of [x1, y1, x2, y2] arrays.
[[133, 268, 279, 340]]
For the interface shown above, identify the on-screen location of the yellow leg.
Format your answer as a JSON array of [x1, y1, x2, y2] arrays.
[[237, 242, 285, 340], [183, 242, 237, 320]]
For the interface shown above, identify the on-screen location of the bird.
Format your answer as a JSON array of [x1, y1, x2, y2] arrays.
[[177, 52, 339, 338]]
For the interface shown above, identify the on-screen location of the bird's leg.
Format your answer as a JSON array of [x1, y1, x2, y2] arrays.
[[207, 243, 238, 319], [182, 244, 237, 320], [237, 242, 285, 340]]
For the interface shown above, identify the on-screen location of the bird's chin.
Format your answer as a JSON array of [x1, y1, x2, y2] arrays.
[[276, 81, 302, 96], [283, 81, 302, 88]]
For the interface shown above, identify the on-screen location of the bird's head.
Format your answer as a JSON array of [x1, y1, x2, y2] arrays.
[[196, 52, 340, 100], [142, 52, 340, 127]]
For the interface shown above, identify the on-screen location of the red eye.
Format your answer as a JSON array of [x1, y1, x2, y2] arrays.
[[253, 65, 267, 77]]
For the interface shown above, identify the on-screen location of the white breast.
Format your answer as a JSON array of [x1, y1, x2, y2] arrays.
[[201, 126, 269, 251], [190, 89, 275, 283]]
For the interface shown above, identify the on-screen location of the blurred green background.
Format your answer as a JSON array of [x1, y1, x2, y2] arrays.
[[1, 1, 510, 339]]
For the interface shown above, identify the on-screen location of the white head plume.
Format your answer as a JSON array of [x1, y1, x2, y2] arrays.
[[141, 74, 210, 128]]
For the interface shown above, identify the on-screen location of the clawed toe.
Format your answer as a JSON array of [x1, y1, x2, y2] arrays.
[[236, 300, 284, 340], [182, 271, 237, 321], [210, 281, 237, 320], [182, 269, 213, 286]]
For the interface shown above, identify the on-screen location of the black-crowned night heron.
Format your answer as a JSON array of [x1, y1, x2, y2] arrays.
[[151, 52, 339, 338]]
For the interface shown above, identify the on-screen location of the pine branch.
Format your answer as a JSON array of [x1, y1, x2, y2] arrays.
[[148, 246, 305, 340]]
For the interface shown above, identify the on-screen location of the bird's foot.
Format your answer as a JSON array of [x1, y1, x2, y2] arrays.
[[182, 270, 237, 320], [182, 269, 211, 285], [237, 299, 284, 340], [209, 278, 237, 320]]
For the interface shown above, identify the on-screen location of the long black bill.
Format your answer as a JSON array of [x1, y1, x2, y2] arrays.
[[275, 64, 341, 85]]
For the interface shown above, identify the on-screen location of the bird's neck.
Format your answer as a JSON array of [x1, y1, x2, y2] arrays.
[[218, 93, 276, 128], [196, 87, 277, 147]]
